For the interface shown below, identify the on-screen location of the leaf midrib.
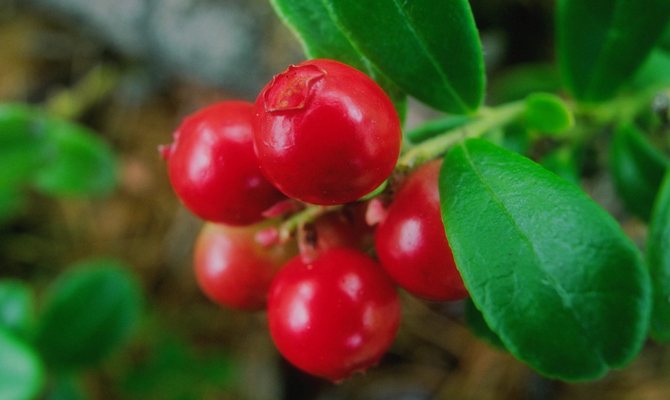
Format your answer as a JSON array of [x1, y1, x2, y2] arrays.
[[388, 0, 470, 112], [460, 143, 606, 369]]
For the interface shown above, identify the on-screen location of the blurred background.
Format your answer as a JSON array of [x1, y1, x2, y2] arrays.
[[1, 0, 669, 399]]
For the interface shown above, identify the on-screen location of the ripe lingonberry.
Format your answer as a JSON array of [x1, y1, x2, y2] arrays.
[[254, 59, 402, 205], [267, 247, 400, 381], [313, 204, 374, 252], [162, 101, 284, 225], [194, 223, 295, 311], [375, 160, 468, 301]]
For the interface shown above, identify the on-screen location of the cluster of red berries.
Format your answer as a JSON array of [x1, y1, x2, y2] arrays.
[[161, 59, 468, 382]]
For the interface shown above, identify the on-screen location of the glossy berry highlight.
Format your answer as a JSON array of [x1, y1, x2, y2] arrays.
[[163, 101, 284, 225], [254, 59, 402, 205], [375, 160, 468, 301], [194, 223, 296, 311], [267, 247, 401, 381]]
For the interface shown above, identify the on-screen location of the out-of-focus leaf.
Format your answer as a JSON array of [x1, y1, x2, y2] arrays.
[[123, 334, 235, 399], [35, 259, 142, 369], [557, 0, 670, 102], [440, 139, 651, 380], [268, 0, 407, 121], [0, 190, 25, 224], [490, 64, 561, 104], [0, 104, 48, 189], [610, 123, 669, 221], [524, 93, 574, 135], [323, 0, 484, 114], [406, 115, 471, 144], [632, 50, 670, 90], [0, 281, 35, 339], [660, 23, 670, 52], [540, 147, 581, 185], [45, 374, 86, 400], [499, 123, 531, 156], [648, 172, 670, 341], [32, 119, 116, 197], [0, 329, 45, 400]]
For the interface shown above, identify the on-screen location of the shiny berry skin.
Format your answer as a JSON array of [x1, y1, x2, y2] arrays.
[[254, 59, 402, 205], [375, 160, 468, 301], [194, 223, 295, 311], [163, 101, 284, 225], [267, 248, 400, 381]]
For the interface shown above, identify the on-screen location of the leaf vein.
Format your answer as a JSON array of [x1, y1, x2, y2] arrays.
[[460, 143, 606, 367], [388, 0, 469, 112]]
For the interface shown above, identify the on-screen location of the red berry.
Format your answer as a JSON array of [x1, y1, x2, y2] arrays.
[[267, 248, 400, 381], [194, 223, 295, 311], [375, 160, 468, 301], [163, 101, 284, 225], [313, 204, 374, 252], [254, 59, 402, 205]]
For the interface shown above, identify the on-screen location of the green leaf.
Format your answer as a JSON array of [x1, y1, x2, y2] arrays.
[[45, 374, 86, 400], [499, 123, 531, 156], [0, 189, 25, 224], [490, 64, 561, 104], [0, 329, 45, 400], [648, 172, 670, 342], [123, 333, 235, 399], [0, 281, 35, 339], [610, 123, 669, 221], [0, 104, 48, 189], [539, 147, 581, 185], [35, 259, 142, 369], [632, 49, 670, 90], [557, 0, 670, 102], [440, 139, 651, 381], [323, 0, 484, 114], [464, 298, 505, 350], [32, 119, 117, 197], [524, 93, 574, 135], [660, 23, 670, 52], [406, 115, 471, 144], [268, 0, 407, 121]]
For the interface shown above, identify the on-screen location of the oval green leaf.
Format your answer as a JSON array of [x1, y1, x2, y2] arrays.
[[32, 119, 117, 197], [524, 93, 574, 135], [0, 281, 35, 339], [35, 259, 142, 369], [323, 0, 484, 114], [557, 0, 670, 102], [440, 139, 651, 381], [268, 0, 407, 121], [610, 123, 669, 221], [648, 172, 670, 342], [0, 329, 45, 400]]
